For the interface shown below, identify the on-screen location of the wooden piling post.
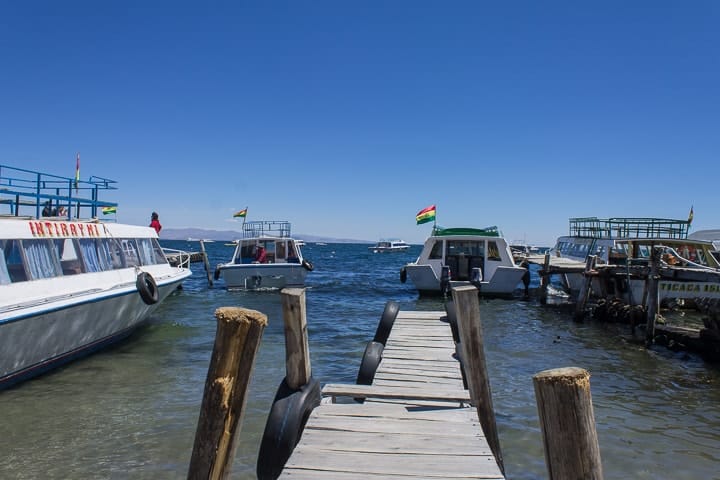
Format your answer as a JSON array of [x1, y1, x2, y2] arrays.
[[199, 240, 214, 287], [574, 255, 597, 321], [280, 288, 311, 389], [645, 246, 662, 346], [539, 253, 551, 304], [188, 307, 267, 480], [451, 285, 504, 473], [533, 367, 603, 480]]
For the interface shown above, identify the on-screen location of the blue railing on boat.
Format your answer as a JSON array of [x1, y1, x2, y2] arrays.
[[242, 220, 292, 238], [569, 217, 689, 239], [0, 164, 118, 220]]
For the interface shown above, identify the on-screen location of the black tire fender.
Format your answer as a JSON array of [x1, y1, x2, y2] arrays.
[[373, 300, 400, 345], [257, 377, 321, 480], [136, 272, 159, 305], [400, 266, 407, 283], [301, 260, 314, 271], [213, 264, 221, 281], [356, 341, 384, 386]]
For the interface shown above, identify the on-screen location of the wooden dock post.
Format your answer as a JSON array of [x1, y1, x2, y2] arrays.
[[574, 255, 597, 321], [533, 367, 603, 480], [280, 288, 311, 388], [187, 307, 267, 480], [645, 246, 662, 346], [199, 240, 214, 287], [451, 285, 504, 473], [540, 253, 551, 305]]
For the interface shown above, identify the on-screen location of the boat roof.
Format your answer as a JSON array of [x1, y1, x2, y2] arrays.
[[431, 226, 500, 237], [568, 217, 690, 239]]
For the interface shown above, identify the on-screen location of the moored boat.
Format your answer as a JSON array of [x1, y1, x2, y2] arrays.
[[214, 220, 313, 290], [549, 216, 720, 305], [0, 164, 191, 389], [370, 239, 410, 253], [400, 226, 526, 296]]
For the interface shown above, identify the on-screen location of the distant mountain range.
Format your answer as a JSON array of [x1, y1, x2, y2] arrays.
[[161, 227, 373, 244]]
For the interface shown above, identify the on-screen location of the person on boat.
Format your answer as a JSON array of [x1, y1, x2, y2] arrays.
[[57, 206, 67, 217], [254, 245, 267, 263], [149, 212, 162, 234], [42, 201, 56, 217]]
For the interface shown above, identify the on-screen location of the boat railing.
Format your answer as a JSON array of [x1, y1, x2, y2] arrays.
[[162, 247, 191, 269], [0, 164, 118, 220], [242, 220, 292, 238], [569, 217, 689, 239]]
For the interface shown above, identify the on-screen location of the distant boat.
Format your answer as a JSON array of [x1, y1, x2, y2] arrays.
[[316, 242, 327, 246], [400, 226, 526, 296], [214, 220, 314, 290], [370, 239, 410, 253]]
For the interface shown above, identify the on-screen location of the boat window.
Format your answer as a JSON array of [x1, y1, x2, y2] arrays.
[[1, 240, 27, 282], [136, 238, 162, 265], [150, 238, 167, 264], [447, 240, 484, 257], [121, 239, 141, 267], [54, 238, 84, 275], [107, 238, 126, 269], [429, 241, 443, 259], [22, 239, 62, 280], [277, 242, 287, 259], [79, 239, 110, 272], [487, 241, 501, 261], [0, 240, 12, 284]]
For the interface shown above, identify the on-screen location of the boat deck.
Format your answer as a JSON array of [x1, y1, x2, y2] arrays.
[[279, 310, 505, 479]]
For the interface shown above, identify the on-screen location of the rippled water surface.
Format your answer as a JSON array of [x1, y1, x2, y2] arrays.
[[1, 241, 719, 479]]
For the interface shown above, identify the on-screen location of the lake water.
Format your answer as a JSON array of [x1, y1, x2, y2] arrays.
[[1, 241, 719, 479]]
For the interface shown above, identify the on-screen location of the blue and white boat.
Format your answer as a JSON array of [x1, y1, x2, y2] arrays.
[[215, 220, 313, 290], [0, 165, 191, 389]]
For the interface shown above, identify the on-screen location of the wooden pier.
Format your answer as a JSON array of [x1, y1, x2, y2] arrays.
[[278, 305, 505, 478]]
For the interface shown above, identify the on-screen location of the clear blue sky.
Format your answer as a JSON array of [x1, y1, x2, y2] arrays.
[[1, 1, 717, 245]]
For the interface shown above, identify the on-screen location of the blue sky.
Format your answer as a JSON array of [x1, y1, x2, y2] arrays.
[[1, 1, 717, 245]]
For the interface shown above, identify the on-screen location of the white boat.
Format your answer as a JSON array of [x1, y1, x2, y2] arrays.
[[550, 217, 720, 304], [370, 239, 410, 253], [214, 220, 313, 290], [400, 226, 526, 296], [0, 165, 192, 390]]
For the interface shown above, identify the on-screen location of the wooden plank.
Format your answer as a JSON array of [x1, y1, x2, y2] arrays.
[[322, 383, 471, 403], [283, 450, 503, 478]]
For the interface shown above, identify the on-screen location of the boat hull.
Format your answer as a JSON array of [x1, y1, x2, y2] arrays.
[[405, 263, 526, 296], [219, 263, 308, 290], [0, 271, 189, 390]]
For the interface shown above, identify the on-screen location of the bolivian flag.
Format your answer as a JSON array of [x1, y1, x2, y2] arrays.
[[416, 205, 436, 225], [233, 208, 247, 218], [102, 206, 117, 215]]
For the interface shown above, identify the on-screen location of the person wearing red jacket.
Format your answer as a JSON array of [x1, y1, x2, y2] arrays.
[[150, 211, 162, 234]]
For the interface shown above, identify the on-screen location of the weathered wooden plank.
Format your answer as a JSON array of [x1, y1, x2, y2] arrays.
[[322, 383, 471, 402], [314, 402, 477, 422], [282, 450, 503, 478]]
